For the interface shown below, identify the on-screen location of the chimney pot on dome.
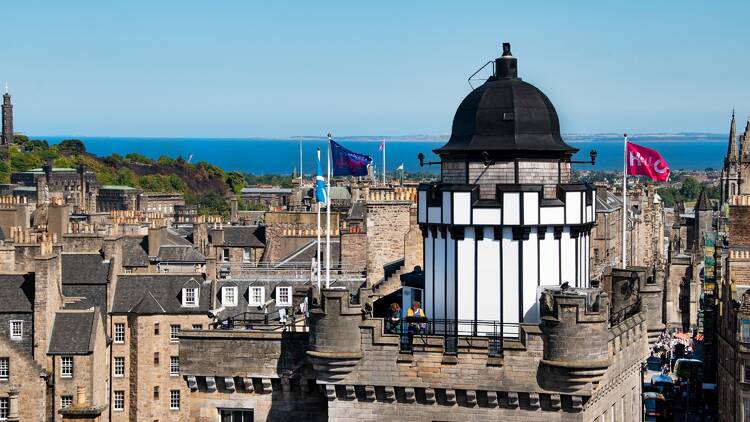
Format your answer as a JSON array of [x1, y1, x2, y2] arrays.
[[495, 42, 517, 79]]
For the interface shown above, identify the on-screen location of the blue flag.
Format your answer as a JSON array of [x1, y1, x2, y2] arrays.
[[315, 148, 327, 204], [330, 140, 372, 177]]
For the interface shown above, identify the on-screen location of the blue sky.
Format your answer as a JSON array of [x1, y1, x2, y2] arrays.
[[4, 1, 750, 137]]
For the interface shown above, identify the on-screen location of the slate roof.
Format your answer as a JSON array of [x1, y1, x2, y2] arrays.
[[157, 245, 206, 263], [595, 191, 623, 213], [347, 201, 365, 221], [277, 239, 341, 267], [0, 274, 34, 313], [122, 236, 150, 267], [111, 274, 210, 315], [61, 253, 110, 285], [695, 189, 713, 211], [47, 310, 96, 355], [62, 284, 107, 311], [219, 226, 266, 247]]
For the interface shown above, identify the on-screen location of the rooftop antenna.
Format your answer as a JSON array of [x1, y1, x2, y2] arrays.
[[4, 82, 7, 94]]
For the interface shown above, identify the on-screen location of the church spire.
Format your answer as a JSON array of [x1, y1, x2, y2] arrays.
[[728, 109, 738, 163]]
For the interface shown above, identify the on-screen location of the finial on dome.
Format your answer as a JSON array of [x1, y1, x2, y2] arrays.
[[502, 43, 512, 57], [495, 42, 517, 79]]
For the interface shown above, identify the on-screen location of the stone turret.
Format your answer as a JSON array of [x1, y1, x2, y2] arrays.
[[539, 285, 610, 390], [307, 289, 363, 382]]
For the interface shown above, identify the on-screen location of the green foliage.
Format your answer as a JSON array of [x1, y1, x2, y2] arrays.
[[243, 173, 293, 188], [197, 192, 229, 217], [124, 153, 152, 164], [226, 171, 245, 194], [679, 176, 701, 200], [57, 139, 86, 155]]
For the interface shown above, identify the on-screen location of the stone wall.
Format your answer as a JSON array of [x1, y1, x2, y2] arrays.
[[468, 161, 514, 199], [61, 234, 104, 253], [365, 202, 411, 285], [340, 232, 366, 273], [731, 204, 750, 246], [0, 337, 48, 422], [441, 161, 467, 184], [33, 253, 63, 370]]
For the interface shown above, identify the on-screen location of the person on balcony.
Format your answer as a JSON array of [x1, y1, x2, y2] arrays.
[[407, 301, 426, 334], [387, 303, 402, 334]]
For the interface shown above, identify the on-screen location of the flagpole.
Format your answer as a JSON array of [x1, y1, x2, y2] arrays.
[[299, 140, 303, 183], [316, 148, 321, 291], [382, 139, 386, 185], [622, 133, 628, 268], [326, 134, 332, 289]]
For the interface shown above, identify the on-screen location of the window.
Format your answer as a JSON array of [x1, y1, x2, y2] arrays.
[[124, 267, 133, 274], [243, 247, 252, 263], [182, 287, 198, 307], [170, 356, 179, 376], [220, 409, 254, 422], [222, 286, 238, 307], [742, 319, 750, 342], [114, 357, 124, 377], [745, 360, 750, 383], [192, 324, 203, 330], [9, 321, 22, 341], [61, 395, 73, 408], [154, 352, 160, 365], [0, 358, 8, 380], [276, 286, 292, 307], [170, 325, 181, 342], [154, 323, 160, 335], [169, 390, 180, 410], [114, 323, 125, 343], [249, 286, 265, 306], [113, 391, 124, 411], [0, 397, 7, 419], [153, 386, 160, 399], [222, 248, 230, 262], [60, 356, 73, 378]]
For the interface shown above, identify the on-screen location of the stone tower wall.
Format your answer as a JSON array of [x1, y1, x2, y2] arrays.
[[365, 201, 411, 285], [33, 251, 62, 369]]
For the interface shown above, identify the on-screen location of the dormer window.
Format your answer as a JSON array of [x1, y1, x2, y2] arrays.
[[276, 286, 292, 307], [248, 286, 265, 307], [182, 287, 198, 307], [222, 286, 238, 307]]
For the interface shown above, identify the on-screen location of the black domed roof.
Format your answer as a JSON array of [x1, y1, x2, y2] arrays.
[[435, 44, 577, 159]]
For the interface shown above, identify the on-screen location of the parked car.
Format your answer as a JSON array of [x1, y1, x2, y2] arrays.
[[643, 392, 667, 421]]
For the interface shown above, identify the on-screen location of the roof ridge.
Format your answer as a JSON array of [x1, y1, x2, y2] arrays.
[[128, 290, 166, 314]]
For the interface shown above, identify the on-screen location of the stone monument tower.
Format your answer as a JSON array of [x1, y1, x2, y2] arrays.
[[1, 87, 12, 145]]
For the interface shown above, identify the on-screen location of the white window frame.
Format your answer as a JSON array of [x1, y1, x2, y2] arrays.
[[182, 287, 198, 307], [169, 390, 180, 410], [222, 248, 230, 262], [170, 356, 179, 376], [9, 321, 22, 341], [114, 357, 124, 377], [222, 286, 238, 307], [113, 390, 124, 411], [170, 325, 181, 342], [243, 247, 252, 262], [60, 356, 73, 378], [114, 323, 125, 343], [192, 324, 203, 330], [61, 395, 73, 408], [276, 286, 292, 307], [0, 358, 8, 381], [0, 397, 7, 420], [248, 286, 265, 307]]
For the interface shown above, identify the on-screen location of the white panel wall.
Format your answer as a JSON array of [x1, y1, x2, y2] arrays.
[[445, 232, 456, 321], [586, 204, 593, 223], [502, 228, 519, 336], [540, 206, 564, 225], [503, 193, 520, 225], [454, 192, 472, 225], [522, 232, 539, 322], [428, 207, 441, 224], [539, 228, 559, 286], [523, 192, 539, 225], [565, 192, 581, 224], [473, 208, 501, 225], [457, 228, 475, 334], [583, 233, 590, 287], [561, 228, 576, 285], [418, 191, 426, 223], [424, 232, 434, 320], [477, 227, 500, 327], [442, 191, 452, 225], [434, 230, 446, 322]]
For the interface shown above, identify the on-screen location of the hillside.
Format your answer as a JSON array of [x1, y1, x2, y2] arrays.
[[0, 136, 246, 214]]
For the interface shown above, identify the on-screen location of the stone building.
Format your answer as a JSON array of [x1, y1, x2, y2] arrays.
[[240, 186, 293, 211], [2, 89, 12, 146], [590, 186, 622, 281], [97, 185, 140, 212], [177, 43, 656, 422], [138, 192, 186, 222], [721, 111, 741, 203], [110, 273, 212, 422]]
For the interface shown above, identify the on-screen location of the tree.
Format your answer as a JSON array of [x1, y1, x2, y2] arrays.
[[57, 139, 86, 155], [679, 176, 701, 200], [226, 171, 245, 194]]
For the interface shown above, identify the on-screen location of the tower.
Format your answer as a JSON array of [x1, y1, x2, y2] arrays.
[[1, 88, 12, 146], [417, 43, 596, 337], [739, 116, 750, 195], [722, 110, 740, 203]]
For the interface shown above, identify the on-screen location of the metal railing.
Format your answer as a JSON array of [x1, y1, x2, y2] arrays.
[[385, 317, 518, 355], [609, 297, 642, 326], [213, 310, 307, 332]]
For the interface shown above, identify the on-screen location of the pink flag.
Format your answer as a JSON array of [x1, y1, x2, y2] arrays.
[[626, 142, 670, 181], [378, 139, 385, 152]]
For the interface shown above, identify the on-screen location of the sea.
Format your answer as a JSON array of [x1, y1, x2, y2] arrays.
[[40, 134, 728, 175]]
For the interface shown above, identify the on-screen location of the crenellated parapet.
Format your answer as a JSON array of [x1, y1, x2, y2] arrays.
[[538, 286, 610, 390]]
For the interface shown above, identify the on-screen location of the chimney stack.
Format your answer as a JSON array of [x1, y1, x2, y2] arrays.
[[495, 42, 518, 79]]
